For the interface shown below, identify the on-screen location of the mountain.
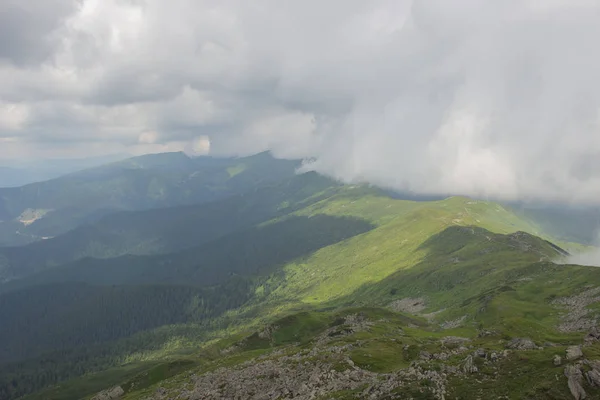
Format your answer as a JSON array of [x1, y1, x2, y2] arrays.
[[0, 154, 130, 188], [1, 172, 600, 400], [0, 172, 341, 282], [0, 151, 299, 246]]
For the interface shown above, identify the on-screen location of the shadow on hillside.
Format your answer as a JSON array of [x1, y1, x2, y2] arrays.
[[315, 225, 566, 312], [0, 214, 376, 398], [4, 214, 375, 291]]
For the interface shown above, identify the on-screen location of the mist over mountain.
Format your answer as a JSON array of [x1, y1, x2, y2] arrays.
[[0, 154, 130, 187], [2, 2, 600, 400]]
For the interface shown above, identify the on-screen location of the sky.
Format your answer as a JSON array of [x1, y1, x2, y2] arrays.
[[2, 0, 600, 203]]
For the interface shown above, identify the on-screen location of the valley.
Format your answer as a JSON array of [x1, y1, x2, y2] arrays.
[[0, 153, 599, 400]]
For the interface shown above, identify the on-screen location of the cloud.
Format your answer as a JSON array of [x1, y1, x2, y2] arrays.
[[1, 1, 600, 203]]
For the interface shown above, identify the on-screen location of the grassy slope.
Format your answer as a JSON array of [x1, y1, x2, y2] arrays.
[[16, 189, 600, 400], [0, 172, 339, 282], [111, 223, 600, 400]]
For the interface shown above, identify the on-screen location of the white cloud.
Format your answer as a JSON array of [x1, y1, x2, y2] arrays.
[[1, 0, 600, 203]]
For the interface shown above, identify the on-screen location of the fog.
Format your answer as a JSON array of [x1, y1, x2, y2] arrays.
[[2, 1, 600, 203]]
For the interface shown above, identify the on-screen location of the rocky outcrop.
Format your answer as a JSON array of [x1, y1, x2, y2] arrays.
[[91, 386, 124, 400], [389, 297, 426, 313], [552, 287, 600, 333], [462, 355, 478, 374], [440, 315, 466, 329], [565, 365, 587, 400], [506, 337, 538, 350], [172, 353, 449, 400], [441, 336, 471, 348], [584, 326, 600, 346], [566, 346, 584, 361], [586, 368, 600, 387]]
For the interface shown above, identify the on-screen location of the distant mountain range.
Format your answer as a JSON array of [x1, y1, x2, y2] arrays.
[[0, 151, 299, 246], [0, 154, 130, 188]]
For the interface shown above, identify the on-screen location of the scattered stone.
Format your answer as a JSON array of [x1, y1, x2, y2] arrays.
[[462, 355, 478, 374], [506, 338, 538, 350], [175, 352, 449, 400], [490, 352, 498, 362], [566, 346, 584, 361], [474, 348, 486, 358], [584, 326, 600, 346], [388, 297, 426, 314], [554, 355, 563, 366], [441, 336, 471, 348], [564, 365, 587, 400], [91, 386, 124, 400], [552, 287, 600, 333], [477, 329, 498, 338], [440, 315, 467, 329]]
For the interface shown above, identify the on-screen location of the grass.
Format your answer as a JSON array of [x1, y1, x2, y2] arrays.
[[21, 189, 600, 400]]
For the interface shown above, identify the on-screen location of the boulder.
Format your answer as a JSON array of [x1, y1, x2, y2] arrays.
[[462, 355, 478, 374], [586, 369, 600, 387], [564, 365, 587, 400], [554, 355, 562, 366], [566, 346, 584, 361], [506, 338, 537, 350], [584, 326, 600, 346]]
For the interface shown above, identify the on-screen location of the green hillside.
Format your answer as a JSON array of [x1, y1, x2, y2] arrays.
[[2, 174, 600, 400], [0, 152, 298, 247], [0, 172, 339, 282]]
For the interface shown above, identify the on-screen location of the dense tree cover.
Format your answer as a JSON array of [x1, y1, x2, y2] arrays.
[[0, 278, 258, 399], [3, 214, 373, 291], [0, 171, 341, 282], [0, 151, 299, 247], [0, 213, 373, 399]]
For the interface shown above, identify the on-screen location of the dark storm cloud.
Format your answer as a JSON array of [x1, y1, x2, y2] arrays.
[[0, 0, 77, 66]]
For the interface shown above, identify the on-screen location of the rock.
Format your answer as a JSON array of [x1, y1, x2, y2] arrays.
[[474, 348, 486, 358], [584, 326, 600, 346], [586, 369, 600, 387], [506, 338, 538, 350], [490, 352, 498, 362], [441, 336, 471, 348], [462, 355, 478, 374], [388, 297, 426, 313], [566, 346, 584, 361], [564, 365, 587, 400], [420, 351, 432, 360], [91, 386, 124, 400], [554, 355, 562, 366]]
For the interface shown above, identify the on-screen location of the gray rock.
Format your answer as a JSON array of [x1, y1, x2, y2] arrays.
[[462, 355, 478, 374], [474, 348, 486, 358], [441, 336, 471, 348], [554, 355, 562, 366], [564, 365, 587, 400], [586, 369, 600, 387], [506, 338, 537, 350], [566, 346, 583, 361], [584, 326, 600, 346], [91, 386, 124, 400]]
